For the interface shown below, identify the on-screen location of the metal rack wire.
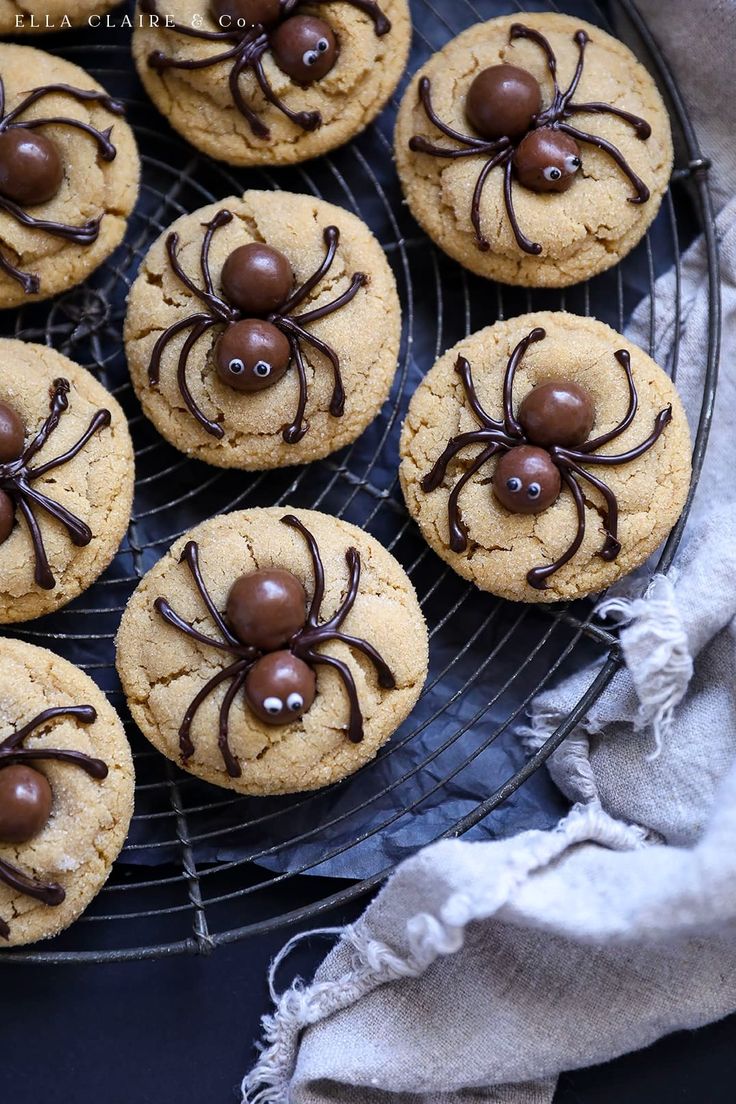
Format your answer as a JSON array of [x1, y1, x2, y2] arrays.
[[0, 0, 719, 962]]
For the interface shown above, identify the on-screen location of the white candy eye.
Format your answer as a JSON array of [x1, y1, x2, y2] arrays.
[[527, 482, 541, 499], [254, 360, 272, 377], [543, 166, 562, 181], [303, 49, 319, 66], [287, 692, 304, 712], [263, 696, 283, 715], [564, 154, 581, 172], [316, 37, 329, 53], [228, 358, 245, 374], [506, 476, 522, 493]]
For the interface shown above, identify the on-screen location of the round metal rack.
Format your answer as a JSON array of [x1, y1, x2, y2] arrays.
[[0, 0, 720, 962]]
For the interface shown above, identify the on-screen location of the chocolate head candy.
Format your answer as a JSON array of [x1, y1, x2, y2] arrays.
[[0, 129, 64, 208], [0, 764, 53, 844], [0, 400, 25, 462], [272, 16, 338, 84], [465, 65, 542, 141], [0, 489, 14, 544], [513, 127, 581, 192], [210, 0, 280, 26], [244, 650, 316, 724], [519, 379, 595, 449], [215, 319, 291, 391], [493, 444, 561, 514], [220, 242, 293, 315], [226, 568, 307, 650]]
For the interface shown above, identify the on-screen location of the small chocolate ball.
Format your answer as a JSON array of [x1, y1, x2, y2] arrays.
[[0, 400, 25, 463], [519, 379, 595, 449], [215, 320, 291, 392], [245, 650, 316, 725], [513, 127, 582, 192], [465, 65, 542, 141], [0, 129, 64, 207], [0, 764, 53, 844], [0, 489, 14, 544], [210, 0, 280, 26], [272, 16, 338, 84], [227, 568, 307, 650], [220, 243, 293, 315], [493, 445, 561, 514]]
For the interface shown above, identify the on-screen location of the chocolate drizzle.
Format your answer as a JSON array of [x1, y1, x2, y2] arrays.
[[141, 0, 390, 138], [0, 705, 108, 940], [147, 209, 367, 443], [154, 514, 396, 777], [421, 329, 672, 589], [0, 378, 111, 589], [0, 76, 124, 293], [409, 24, 652, 255]]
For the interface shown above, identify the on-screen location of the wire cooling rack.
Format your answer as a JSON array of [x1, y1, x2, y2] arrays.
[[0, 0, 720, 962]]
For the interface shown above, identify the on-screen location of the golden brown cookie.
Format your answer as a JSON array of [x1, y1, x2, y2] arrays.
[[0, 43, 139, 309], [0, 638, 134, 948], [116, 507, 428, 795], [124, 190, 401, 470], [132, 0, 411, 167], [0, 0, 120, 34], [0, 340, 134, 624], [400, 312, 691, 603], [394, 13, 673, 287]]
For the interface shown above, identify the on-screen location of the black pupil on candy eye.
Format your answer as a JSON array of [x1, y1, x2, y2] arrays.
[[318, 38, 328, 52], [528, 483, 541, 498], [229, 358, 245, 373], [506, 477, 522, 492], [548, 168, 561, 179], [255, 361, 271, 376]]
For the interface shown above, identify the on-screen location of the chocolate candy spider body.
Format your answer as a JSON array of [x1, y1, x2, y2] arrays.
[[0, 75, 125, 293], [0, 705, 108, 940], [141, 0, 390, 138], [409, 23, 652, 254], [153, 514, 396, 778], [0, 380, 111, 589], [421, 327, 672, 590], [147, 209, 367, 444]]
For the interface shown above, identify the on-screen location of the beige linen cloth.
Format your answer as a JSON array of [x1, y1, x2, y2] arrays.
[[243, 2, 736, 1100]]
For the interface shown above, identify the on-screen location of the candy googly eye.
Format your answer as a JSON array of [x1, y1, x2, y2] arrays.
[[303, 49, 319, 67], [543, 166, 562, 181], [286, 692, 304, 711], [316, 37, 329, 53], [564, 154, 582, 172], [506, 476, 522, 493], [228, 358, 245, 374], [527, 482, 542, 499], [254, 360, 272, 377], [263, 696, 283, 716]]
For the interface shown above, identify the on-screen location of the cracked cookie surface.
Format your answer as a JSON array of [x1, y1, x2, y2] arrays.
[[116, 507, 428, 795], [124, 190, 401, 469], [132, 0, 410, 167], [394, 12, 673, 288], [0, 44, 139, 308], [0, 340, 134, 623], [399, 311, 691, 603], [0, 638, 134, 947]]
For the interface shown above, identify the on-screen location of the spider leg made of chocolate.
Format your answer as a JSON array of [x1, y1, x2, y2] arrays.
[[0, 377, 111, 590], [0, 705, 108, 940], [0, 75, 125, 293], [141, 0, 390, 139], [409, 23, 652, 255], [421, 327, 672, 590], [146, 208, 367, 444], [153, 514, 396, 777]]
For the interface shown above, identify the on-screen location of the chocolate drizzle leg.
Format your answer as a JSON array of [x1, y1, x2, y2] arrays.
[[154, 514, 396, 775], [146, 212, 366, 444], [0, 76, 125, 294], [0, 705, 108, 939], [142, 0, 390, 138], [420, 329, 673, 589], [0, 378, 111, 589], [408, 23, 653, 253]]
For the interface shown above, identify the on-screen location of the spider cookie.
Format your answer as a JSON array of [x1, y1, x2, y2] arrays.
[[116, 508, 428, 795], [124, 190, 401, 469], [394, 13, 673, 287], [400, 312, 691, 603], [0, 340, 134, 623], [132, 0, 410, 167], [0, 44, 139, 308], [0, 638, 134, 947]]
